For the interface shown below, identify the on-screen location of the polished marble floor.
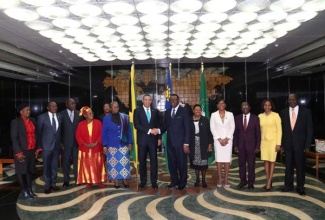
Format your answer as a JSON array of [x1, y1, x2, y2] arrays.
[[1, 153, 325, 220]]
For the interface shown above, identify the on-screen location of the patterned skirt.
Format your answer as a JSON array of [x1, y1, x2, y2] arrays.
[[106, 146, 130, 180], [190, 136, 208, 170], [77, 149, 106, 184]]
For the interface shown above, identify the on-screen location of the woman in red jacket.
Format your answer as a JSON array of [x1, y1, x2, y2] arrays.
[[76, 106, 106, 188]]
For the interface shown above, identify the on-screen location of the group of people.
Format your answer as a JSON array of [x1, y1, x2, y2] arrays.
[[10, 92, 312, 199]]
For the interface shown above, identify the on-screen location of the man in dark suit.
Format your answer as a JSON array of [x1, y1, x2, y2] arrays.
[[98, 101, 111, 122], [234, 102, 261, 189], [37, 101, 62, 194], [59, 98, 81, 187], [280, 93, 313, 196], [161, 94, 190, 190], [134, 94, 161, 189]]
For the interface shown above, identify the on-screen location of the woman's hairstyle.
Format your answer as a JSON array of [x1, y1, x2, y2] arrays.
[[261, 99, 275, 112], [217, 98, 226, 105], [192, 104, 202, 110]]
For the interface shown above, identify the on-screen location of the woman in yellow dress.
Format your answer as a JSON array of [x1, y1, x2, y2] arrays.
[[258, 99, 282, 191]]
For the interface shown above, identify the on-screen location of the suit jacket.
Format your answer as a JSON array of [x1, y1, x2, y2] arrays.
[[37, 112, 62, 151], [10, 117, 38, 155], [210, 111, 235, 141], [134, 107, 161, 146], [189, 116, 213, 160], [234, 114, 261, 151], [76, 119, 102, 153], [161, 106, 190, 147], [280, 106, 313, 151], [59, 109, 81, 148]]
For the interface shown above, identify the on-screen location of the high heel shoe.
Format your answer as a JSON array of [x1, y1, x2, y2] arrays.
[[122, 180, 129, 188], [194, 179, 200, 187], [202, 181, 207, 188]]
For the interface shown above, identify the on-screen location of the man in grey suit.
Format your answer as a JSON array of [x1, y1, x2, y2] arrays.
[[37, 101, 62, 194], [280, 93, 313, 196], [161, 94, 190, 190], [60, 98, 81, 187]]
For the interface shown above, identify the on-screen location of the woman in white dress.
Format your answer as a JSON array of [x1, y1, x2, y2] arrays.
[[210, 99, 235, 188]]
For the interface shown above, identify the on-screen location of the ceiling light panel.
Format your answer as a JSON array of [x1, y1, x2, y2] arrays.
[[1, 0, 324, 62]]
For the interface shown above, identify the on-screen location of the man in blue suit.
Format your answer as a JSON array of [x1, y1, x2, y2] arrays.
[[161, 94, 190, 190], [134, 94, 161, 189], [37, 101, 62, 194], [234, 102, 261, 190], [280, 93, 313, 196]]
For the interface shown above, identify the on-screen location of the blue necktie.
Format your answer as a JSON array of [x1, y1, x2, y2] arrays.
[[146, 108, 150, 123], [172, 108, 175, 118], [52, 114, 56, 132]]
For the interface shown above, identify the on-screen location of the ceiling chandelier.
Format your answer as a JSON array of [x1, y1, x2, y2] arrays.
[[1, 0, 324, 62]]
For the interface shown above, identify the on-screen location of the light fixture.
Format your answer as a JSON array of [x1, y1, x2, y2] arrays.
[[90, 48, 109, 55], [149, 40, 168, 46], [240, 31, 262, 39], [75, 35, 97, 43], [169, 39, 189, 46], [143, 25, 168, 33], [220, 53, 236, 58], [122, 34, 144, 42], [186, 53, 201, 59], [169, 45, 187, 51], [145, 33, 168, 41], [70, 48, 88, 54], [100, 56, 116, 61], [83, 42, 103, 49], [52, 37, 74, 45], [136, 0, 168, 14], [222, 23, 248, 32], [104, 41, 124, 48], [61, 43, 82, 50], [199, 13, 228, 23], [169, 32, 192, 40], [234, 38, 254, 45], [255, 37, 276, 45], [169, 54, 184, 59], [134, 55, 150, 60], [263, 30, 287, 38], [52, 18, 81, 29], [98, 35, 120, 43], [4, 8, 39, 21], [103, 2, 135, 16], [110, 15, 139, 26], [229, 12, 258, 23], [0, 0, 20, 9], [217, 31, 239, 39], [170, 0, 203, 13], [81, 17, 109, 28], [302, 0, 325, 12], [129, 46, 147, 52], [270, 0, 305, 12], [117, 26, 141, 35], [237, 52, 253, 57], [203, 53, 219, 58], [151, 54, 166, 59], [170, 24, 194, 33], [21, 0, 55, 6], [37, 6, 70, 19], [39, 29, 65, 38], [140, 14, 168, 25], [196, 23, 221, 32], [69, 3, 102, 17], [204, 0, 237, 12], [237, 0, 270, 12], [188, 44, 207, 50], [65, 28, 90, 37], [210, 44, 228, 50], [61, 0, 90, 4], [248, 22, 274, 31], [90, 27, 115, 36], [286, 11, 317, 23], [258, 11, 287, 22], [25, 20, 53, 31], [191, 39, 211, 45], [193, 32, 215, 39], [273, 22, 300, 32], [83, 56, 99, 62], [170, 14, 198, 24]]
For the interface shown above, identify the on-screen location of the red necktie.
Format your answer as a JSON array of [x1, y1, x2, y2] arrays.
[[243, 115, 247, 131]]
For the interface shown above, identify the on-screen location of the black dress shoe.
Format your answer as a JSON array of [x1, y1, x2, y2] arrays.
[[237, 182, 247, 189], [44, 188, 51, 194], [27, 188, 37, 197], [297, 190, 306, 196], [166, 183, 176, 189], [152, 183, 158, 189], [22, 190, 33, 199], [248, 185, 254, 189], [138, 182, 146, 188], [281, 186, 293, 192], [177, 186, 185, 190], [51, 186, 59, 191], [122, 183, 129, 188], [63, 182, 70, 187], [114, 185, 120, 189]]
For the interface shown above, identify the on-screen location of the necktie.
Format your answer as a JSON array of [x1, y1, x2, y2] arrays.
[[171, 108, 176, 118], [146, 108, 150, 123], [69, 111, 74, 123], [291, 108, 296, 130], [52, 114, 56, 131], [243, 115, 247, 131]]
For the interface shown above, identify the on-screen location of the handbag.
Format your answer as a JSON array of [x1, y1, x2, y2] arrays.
[[315, 139, 325, 153]]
